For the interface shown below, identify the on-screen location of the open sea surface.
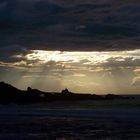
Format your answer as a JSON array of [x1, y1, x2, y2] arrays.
[[0, 99, 140, 140]]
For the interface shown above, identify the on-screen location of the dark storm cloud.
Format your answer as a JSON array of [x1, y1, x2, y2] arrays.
[[0, 0, 140, 51], [0, 45, 29, 63]]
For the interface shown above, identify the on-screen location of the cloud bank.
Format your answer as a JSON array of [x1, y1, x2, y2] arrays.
[[0, 0, 140, 51]]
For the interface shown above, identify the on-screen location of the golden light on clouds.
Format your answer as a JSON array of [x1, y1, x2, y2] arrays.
[[1, 49, 140, 94], [26, 50, 111, 64], [24, 49, 140, 66]]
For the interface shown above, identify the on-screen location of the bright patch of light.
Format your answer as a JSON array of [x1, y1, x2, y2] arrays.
[[25, 49, 140, 65], [26, 50, 110, 64]]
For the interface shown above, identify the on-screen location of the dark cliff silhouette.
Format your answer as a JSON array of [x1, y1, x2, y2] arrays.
[[0, 81, 124, 104]]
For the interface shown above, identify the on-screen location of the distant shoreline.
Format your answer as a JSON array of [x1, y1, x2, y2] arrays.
[[0, 81, 135, 104]]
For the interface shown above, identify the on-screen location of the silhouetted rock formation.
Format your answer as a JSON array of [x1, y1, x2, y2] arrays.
[[0, 82, 45, 104], [27, 87, 32, 92], [0, 81, 22, 104], [0, 81, 126, 104], [61, 88, 73, 95]]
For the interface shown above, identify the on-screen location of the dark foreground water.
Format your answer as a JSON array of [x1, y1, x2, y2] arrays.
[[0, 102, 140, 140]]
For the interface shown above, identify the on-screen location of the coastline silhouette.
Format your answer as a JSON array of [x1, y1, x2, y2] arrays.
[[0, 81, 126, 104]]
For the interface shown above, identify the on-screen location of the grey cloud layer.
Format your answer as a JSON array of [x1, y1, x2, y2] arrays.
[[0, 0, 140, 51]]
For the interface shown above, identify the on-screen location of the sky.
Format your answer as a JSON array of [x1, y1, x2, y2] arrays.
[[0, 0, 140, 94]]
